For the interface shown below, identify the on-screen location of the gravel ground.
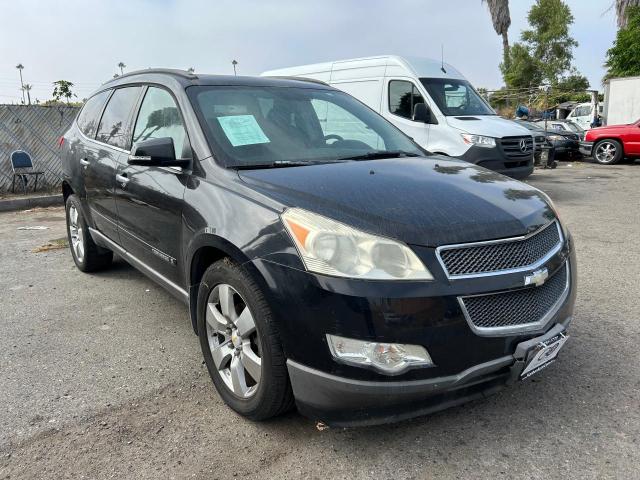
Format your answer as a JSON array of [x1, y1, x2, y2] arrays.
[[1, 160, 639, 479]]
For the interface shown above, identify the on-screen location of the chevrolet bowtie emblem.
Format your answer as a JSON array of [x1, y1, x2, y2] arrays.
[[524, 267, 549, 287]]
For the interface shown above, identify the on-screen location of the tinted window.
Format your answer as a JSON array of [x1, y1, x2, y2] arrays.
[[76, 90, 110, 138], [420, 78, 494, 116], [389, 80, 425, 120], [132, 87, 189, 158], [189, 86, 421, 168], [96, 87, 142, 149]]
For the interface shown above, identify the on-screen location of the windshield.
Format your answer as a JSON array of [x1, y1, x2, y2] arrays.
[[188, 86, 423, 168], [517, 121, 544, 132], [562, 121, 584, 133], [420, 78, 495, 116]]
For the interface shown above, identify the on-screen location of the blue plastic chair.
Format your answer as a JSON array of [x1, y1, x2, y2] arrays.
[[10, 150, 44, 194]]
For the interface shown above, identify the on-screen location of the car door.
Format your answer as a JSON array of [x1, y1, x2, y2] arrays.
[[621, 123, 640, 155], [82, 87, 142, 243], [383, 79, 431, 148], [115, 86, 190, 284]]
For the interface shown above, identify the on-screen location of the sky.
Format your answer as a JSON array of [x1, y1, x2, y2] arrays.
[[0, 0, 618, 104]]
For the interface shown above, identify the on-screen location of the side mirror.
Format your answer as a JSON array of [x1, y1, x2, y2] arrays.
[[413, 103, 435, 124], [128, 137, 189, 168]]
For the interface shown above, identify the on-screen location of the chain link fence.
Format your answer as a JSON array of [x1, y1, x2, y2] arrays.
[[0, 104, 79, 194]]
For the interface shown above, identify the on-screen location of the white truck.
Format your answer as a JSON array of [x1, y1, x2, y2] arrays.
[[603, 76, 640, 126], [262, 55, 534, 179], [566, 102, 603, 130]]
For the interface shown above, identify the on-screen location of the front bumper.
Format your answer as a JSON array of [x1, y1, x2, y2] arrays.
[[459, 145, 533, 179], [253, 231, 576, 426], [579, 141, 594, 156], [287, 323, 571, 427]]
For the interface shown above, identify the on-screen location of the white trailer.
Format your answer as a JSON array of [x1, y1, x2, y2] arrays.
[[604, 76, 640, 125]]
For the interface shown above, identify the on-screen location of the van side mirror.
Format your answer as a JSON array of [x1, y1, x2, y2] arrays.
[[413, 103, 435, 124], [128, 137, 189, 168]]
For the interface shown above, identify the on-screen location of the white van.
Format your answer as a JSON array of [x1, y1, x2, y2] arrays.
[[262, 55, 534, 178], [566, 102, 603, 130]]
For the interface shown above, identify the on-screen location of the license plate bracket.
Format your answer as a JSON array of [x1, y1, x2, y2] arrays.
[[520, 331, 568, 380]]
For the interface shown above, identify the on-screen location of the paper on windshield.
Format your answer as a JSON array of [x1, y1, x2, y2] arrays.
[[217, 115, 270, 147]]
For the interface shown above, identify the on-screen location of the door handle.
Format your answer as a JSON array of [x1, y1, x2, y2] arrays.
[[79, 158, 90, 167], [115, 173, 129, 188]]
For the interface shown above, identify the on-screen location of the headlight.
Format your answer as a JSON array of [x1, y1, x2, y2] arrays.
[[461, 133, 496, 148], [547, 134, 565, 141], [327, 334, 433, 374], [281, 208, 433, 280]]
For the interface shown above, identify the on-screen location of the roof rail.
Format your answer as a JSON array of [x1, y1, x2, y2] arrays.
[[265, 75, 329, 86], [104, 68, 198, 84]]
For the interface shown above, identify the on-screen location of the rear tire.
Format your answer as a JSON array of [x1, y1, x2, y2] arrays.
[[197, 258, 294, 420], [65, 194, 113, 272], [593, 139, 623, 165]]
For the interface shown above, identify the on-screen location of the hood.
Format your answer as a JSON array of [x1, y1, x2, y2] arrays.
[[239, 157, 555, 247], [446, 116, 533, 138]]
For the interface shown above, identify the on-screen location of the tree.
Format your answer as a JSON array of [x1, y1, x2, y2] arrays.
[[501, 0, 587, 90], [482, 0, 511, 68], [118, 62, 126, 75], [232, 59, 238, 75], [52, 80, 76, 104], [16, 63, 25, 104], [521, 0, 578, 85], [616, 0, 640, 28], [500, 43, 542, 89], [22, 84, 32, 105], [606, 6, 640, 78]]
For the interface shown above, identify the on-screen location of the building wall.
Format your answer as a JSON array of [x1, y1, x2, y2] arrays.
[[0, 104, 79, 193]]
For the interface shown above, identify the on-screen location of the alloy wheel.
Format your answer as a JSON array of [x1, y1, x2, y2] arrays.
[[206, 284, 262, 398], [595, 141, 617, 164], [68, 204, 85, 263]]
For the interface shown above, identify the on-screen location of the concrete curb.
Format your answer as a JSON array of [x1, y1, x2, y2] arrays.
[[0, 194, 63, 212]]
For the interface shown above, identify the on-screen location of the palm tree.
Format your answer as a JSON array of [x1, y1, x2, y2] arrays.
[[232, 59, 238, 76], [482, 0, 511, 67], [118, 62, 126, 75], [616, 0, 640, 27], [16, 63, 25, 104], [22, 84, 32, 105]]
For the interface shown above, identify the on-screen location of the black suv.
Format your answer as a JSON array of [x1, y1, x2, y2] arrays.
[[61, 70, 576, 426]]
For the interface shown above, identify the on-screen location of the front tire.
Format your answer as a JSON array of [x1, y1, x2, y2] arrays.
[[593, 139, 623, 165], [197, 258, 293, 420], [65, 194, 113, 272]]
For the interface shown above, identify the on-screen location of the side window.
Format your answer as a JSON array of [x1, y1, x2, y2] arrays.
[[132, 87, 189, 158], [76, 90, 110, 139], [96, 86, 143, 149], [311, 99, 385, 150], [389, 80, 425, 120]]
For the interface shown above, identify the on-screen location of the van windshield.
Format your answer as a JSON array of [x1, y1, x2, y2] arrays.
[[420, 78, 495, 116], [188, 86, 423, 168]]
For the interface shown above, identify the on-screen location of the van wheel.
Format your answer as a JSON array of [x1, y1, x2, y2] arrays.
[[593, 139, 623, 165], [65, 194, 113, 272], [197, 258, 294, 420]]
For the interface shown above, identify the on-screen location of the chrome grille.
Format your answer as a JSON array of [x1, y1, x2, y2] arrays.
[[437, 221, 562, 278], [459, 263, 569, 335], [500, 136, 533, 159]]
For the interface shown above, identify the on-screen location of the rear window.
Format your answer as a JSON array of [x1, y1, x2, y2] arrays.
[[96, 86, 143, 149], [76, 90, 110, 139]]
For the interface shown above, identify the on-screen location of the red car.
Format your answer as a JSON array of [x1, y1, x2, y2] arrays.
[[580, 119, 640, 164]]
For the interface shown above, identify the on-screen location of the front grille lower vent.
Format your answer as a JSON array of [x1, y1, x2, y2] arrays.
[[458, 262, 569, 334]]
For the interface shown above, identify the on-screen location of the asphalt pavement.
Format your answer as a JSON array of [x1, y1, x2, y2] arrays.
[[1, 160, 639, 479]]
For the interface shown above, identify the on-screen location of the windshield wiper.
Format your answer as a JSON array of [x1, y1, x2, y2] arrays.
[[232, 160, 318, 170], [337, 150, 421, 161]]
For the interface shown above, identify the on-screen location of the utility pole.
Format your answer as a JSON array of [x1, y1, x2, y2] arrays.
[[16, 63, 25, 104], [232, 60, 238, 76]]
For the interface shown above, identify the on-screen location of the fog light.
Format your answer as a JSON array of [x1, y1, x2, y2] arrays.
[[326, 334, 433, 374]]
